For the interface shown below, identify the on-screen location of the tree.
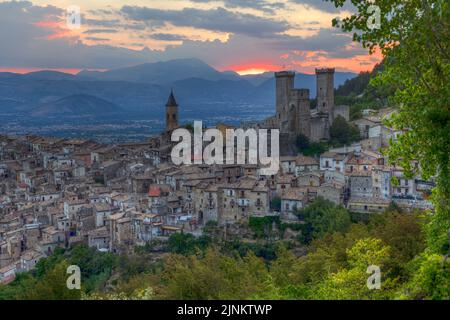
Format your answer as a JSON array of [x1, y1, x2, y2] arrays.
[[167, 233, 211, 255], [330, 115, 360, 145], [400, 253, 450, 299], [21, 260, 81, 300], [296, 198, 352, 243], [311, 238, 396, 299], [327, 0, 449, 254], [270, 197, 281, 212], [158, 248, 272, 300]]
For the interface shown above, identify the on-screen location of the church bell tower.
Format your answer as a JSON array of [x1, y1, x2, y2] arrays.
[[165, 89, 178, 131]]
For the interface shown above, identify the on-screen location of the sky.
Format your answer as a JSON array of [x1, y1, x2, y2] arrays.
[[0, 0, 382, 75]]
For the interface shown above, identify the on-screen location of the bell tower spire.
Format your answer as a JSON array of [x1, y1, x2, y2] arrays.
[[165, 89, 178, 131]]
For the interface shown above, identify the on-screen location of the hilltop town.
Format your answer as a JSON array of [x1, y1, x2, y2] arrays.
[[0, 71, 434, 285]]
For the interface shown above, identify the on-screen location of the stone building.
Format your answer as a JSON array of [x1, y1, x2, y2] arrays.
[[348, 171, 373, 198], [264, 68, 349, 155]]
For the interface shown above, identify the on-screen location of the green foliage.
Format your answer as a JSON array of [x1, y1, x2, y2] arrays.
[[223, 240, 279, 261], [140, 208, 426, 300], [328, 0, 450, 299], [157, 248, 274, 300], [83, 287, 154, 300], [295, 133, 330, 157], [167, 233, 211, 255], [336, 71, 372, 97], [330, 115, 360, 146], [34, 247, 66, 279], [20, 260, 81, 300], [312, 238, 395, 299], [296, 197, 352, 243], [184, 123, 194, 132], [328, 0, 450, 254], [400, 253, 450, 299], [0, 273, 36, 300], [270, 197, 281, 211], [335, 63, 389, 121], [1, 244, 120, 299], [248, 216, 280, 239]]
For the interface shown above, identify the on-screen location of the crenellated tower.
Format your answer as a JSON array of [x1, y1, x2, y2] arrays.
[[315, 68, 335, 123]]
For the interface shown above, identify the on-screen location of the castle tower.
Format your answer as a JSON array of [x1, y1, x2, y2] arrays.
[[275, 71, 295, 122], [316, 68, 335, 121], [291, 89, 311, 138], [165, 89, 178, 131]]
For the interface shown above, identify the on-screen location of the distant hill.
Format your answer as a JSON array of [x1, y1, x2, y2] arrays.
[[76, 58, 240, 84], [240, 72, 273, 86], [22, 71, 76, 81], [172, 77, 256, 102], [335, 63, 384, 97], [30, 94, 123, 117], [0, 59, 358, 114]]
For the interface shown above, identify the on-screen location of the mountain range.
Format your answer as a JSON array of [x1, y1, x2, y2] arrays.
[[0, 58, 357, 118], [30, 94, 123, 117]]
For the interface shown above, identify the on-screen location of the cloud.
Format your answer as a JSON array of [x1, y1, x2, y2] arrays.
[[0, 1, 378, 73], [0, 1, 151, 69], [190, 0, 286, 14], [83, 29, 118, 34], [84, 18, 121, 27], [290, 0, 355, 13], [120, 6, 289, 37], [84, 36, 110, 42], [149, 33, 189, 41]]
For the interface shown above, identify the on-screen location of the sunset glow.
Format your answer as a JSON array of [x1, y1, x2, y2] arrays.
[[0, 0, 383, 73], [235, 68, 271, 76]]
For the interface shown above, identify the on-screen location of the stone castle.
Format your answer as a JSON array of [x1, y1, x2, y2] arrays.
[[160, 68, 348, 156], [264, 68, 349, 155]]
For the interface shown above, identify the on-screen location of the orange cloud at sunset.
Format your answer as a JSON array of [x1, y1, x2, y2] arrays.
[[289, 49, 383, 74], [35, 18, 83, 40], [0, 0, 384, 73]]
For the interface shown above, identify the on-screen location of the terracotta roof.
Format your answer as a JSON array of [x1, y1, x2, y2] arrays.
[[295, 155, 318, 166], [148, 186, 161, 197]]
